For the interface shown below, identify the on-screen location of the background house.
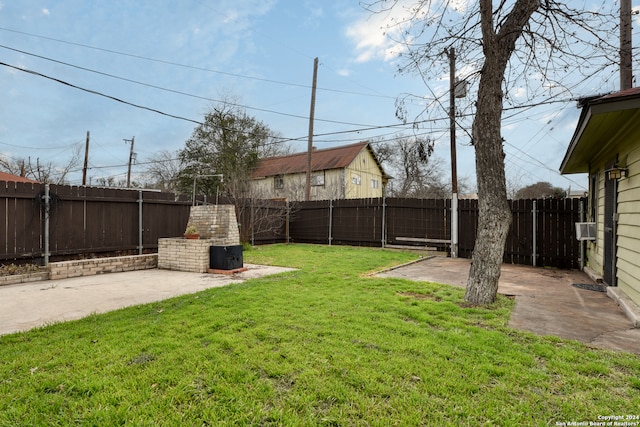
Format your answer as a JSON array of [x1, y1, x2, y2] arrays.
[[560, 87, 640, 312], [250, 142, 391, 201]]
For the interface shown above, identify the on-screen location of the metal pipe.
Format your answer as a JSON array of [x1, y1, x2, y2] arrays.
[[193, 174, 224, 206], [532, 200, 537, 267], [328, 199, 333, 246], [451, 193, 458, 258], [381, 196, 386, 248], [43, 184, 50, 266]]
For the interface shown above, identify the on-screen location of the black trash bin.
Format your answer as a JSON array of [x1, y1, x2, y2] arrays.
[[210, 245, 243, 270]]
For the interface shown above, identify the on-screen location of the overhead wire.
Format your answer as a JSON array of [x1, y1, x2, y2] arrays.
[[1, 44, 415, 134], [0, 27, 395, 100], [0, 61, 204, 125]]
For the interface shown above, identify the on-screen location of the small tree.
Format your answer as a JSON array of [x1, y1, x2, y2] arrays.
[[177, 102, 279, 199], [514, 181, 565, 200]]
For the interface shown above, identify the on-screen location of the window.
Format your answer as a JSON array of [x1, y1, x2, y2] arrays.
[[274, 175, 284, 189], [311, 171, 325, 186], [371, 179, 379, 189], [351, 174, 361, 185]]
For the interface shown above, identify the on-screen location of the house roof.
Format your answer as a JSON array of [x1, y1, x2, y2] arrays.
[[560, 87, 640, 174], [251, 142, 390, 179], [0, 171, 39, 184]]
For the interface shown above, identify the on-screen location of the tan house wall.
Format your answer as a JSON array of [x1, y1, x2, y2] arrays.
[[615, 145, 640, 305], [251, 148, 385, 201], [344, 149, 385, 199], [251, 169, 345, 201], [587, 143, 640, 306]]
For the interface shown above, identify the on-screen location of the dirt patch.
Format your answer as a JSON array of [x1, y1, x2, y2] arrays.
[[397, 291, 442, 302]]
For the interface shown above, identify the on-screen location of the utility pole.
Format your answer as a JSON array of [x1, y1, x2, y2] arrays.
[[306, 57, 319, 201], [447, 48, 459, 259], [82, 131, 90, 186], [620, 0, 633, 90], [124, 136, 135, 188], [448, 48, 458, 195]]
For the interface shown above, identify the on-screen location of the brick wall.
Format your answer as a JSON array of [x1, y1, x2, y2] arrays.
[[0, 271, 49, 287], [186, 205, 240, 245], [157, 238, 212, 273], [49, 254, 157, 280]]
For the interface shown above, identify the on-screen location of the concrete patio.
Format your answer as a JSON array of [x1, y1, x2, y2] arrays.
[[376, 256, 640, 353]]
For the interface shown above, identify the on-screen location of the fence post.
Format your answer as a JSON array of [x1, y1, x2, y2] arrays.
[[381, 196, 386, 248], [286, 200, 290, 244], [138, 190, 143, 255], [451, 193, 458, 258], [328, 199, 333, 246], [532, 200, 537, 267], [43, 184, 50, 266], [250, 198, 255, 246]]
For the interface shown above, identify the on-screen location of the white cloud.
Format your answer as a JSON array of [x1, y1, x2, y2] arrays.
[[345, 0, 471, 64], [337, 69, 350, 77], [42, 8, 50, 16], [345, 3, 415, 63]]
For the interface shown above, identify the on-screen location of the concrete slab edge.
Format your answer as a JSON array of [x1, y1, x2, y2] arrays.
[[367, 255, 436, 276], [607, 287, 640, 328], [583, 266, 603, 283]]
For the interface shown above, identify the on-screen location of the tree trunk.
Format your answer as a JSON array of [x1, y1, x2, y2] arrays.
[[465, 67, 512, 304], [465, 0, 540, 304]]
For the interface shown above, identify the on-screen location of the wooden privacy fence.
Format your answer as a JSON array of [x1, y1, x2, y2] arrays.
[[2, 179, 585, 270], [242, 197, 586, 269], [1, 181, 190, 263]]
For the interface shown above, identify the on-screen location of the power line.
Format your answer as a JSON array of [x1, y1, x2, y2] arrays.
[[0, 140, 80, 150], [0, 61, 204, 125], [0, 44, 401, 129], [0, 27, 396, 100]]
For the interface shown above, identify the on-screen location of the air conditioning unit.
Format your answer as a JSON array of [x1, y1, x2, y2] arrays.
[[575, 222, 596, 241]]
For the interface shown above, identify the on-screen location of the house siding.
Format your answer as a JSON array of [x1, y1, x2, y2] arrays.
[[252, 170, 346, 200], [344, 149, 385, 199], [586, 142, 640, 305], [615, 145, 640, 304]]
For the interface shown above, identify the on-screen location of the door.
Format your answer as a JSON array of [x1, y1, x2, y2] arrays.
[[603, 173, 617, 285]]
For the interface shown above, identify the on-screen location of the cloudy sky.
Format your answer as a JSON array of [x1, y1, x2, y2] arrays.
[[0, 1, 637, 191]]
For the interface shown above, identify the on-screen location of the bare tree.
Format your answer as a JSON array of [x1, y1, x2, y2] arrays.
[[142, 150, 181, 192], [376, 135, 449, 198], [1, 143, 83, 184], [0, 156, 25, 176], [364, 0, 617, 303]]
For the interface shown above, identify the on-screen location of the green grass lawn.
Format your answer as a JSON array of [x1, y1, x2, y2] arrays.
[[1, 244, 639, 426]]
